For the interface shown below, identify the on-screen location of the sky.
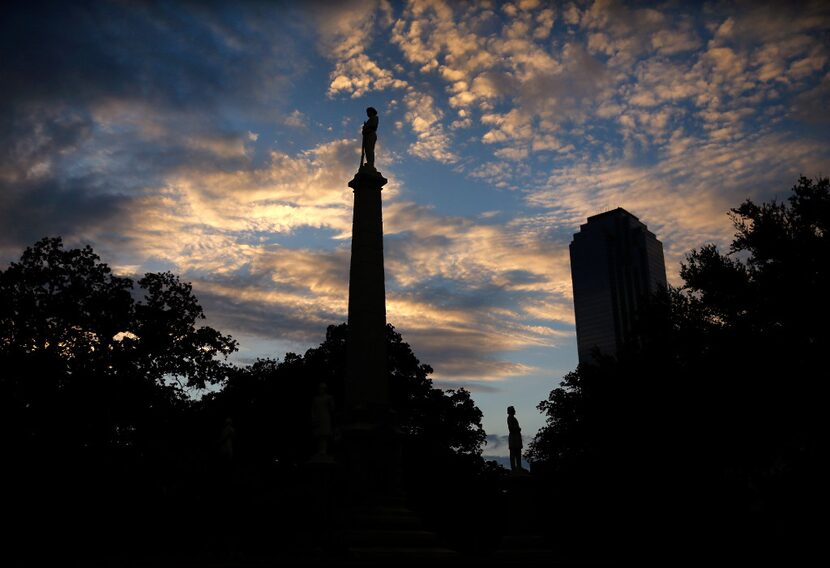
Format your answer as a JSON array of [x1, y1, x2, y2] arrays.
[[2, 0, 829, 456]]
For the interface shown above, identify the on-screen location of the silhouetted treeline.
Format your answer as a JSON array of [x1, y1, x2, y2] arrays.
[[204, 322, 487, 466], [204, 322, 504, 554], [0, 238, 240, 563], [528, 177, 828, 562], [0, 237, 500, 563]]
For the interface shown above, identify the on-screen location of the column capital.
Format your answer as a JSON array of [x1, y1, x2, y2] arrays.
[[349, 166, 388, 191]]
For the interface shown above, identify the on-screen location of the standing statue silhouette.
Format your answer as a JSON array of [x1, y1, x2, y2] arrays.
[[311, 383, 335, 459], [361, 107, 378, 169], [507, 406, 523, 472], [219, 416, 235, 463]]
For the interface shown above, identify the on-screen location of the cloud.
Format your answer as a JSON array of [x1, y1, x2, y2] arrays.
[[120, 138, 365, 271], [146, 186, 576, 384], [377, 200, 576, 381], [314, 0, 407, 98], [791, 72, 830, 123], [484, 433, 528, 456], [328, 52, 409, 98], [403, 90, 458, 162], [191, 246, 352, 346], [0, 3, 298, 115], [283, 110, 307, 128], [123, 159, 580, 384], [382, 0, 828, 188], [176, 189, 577, 384], [13, 109, 571, 384], [388, 0, 615, 158], [526, 130, 830, 281], [315, 1, 463, 163], [2, 0, 829, 408], [0, 0, 570, 386], [0, 177, 132, 261], [0, 2, 305, 258]]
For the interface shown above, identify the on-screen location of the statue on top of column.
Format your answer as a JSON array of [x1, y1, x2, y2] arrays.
[[361, 107, 378, 170]]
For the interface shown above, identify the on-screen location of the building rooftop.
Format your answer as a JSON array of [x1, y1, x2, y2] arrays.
[[585, 207, 639, 223], [576, 207, 656, 239]]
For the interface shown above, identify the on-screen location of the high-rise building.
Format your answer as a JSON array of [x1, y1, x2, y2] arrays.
[[569, 208, 667, 363]]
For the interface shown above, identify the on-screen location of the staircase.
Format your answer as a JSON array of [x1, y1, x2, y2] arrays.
[[343, 501, 459, 564]]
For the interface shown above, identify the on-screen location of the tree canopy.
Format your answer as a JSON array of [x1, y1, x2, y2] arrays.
[[204, 321, 486, 466], [1, 236, 497, 562], [528, 177, 828, 560], [0, 237, 237, 459]]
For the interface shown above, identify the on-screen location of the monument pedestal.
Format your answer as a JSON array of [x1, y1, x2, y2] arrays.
[[303, 459, 343, 556]]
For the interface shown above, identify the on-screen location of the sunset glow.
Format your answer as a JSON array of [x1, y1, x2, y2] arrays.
[[2, 0, 828, 451]]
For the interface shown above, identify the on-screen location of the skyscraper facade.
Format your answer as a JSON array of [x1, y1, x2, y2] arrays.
[[569, 208, 667, 363]]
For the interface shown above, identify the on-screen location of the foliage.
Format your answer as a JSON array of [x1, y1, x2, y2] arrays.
[[1, 237, 495, 561], [205, 322, 486, 465], [204, 322, 495, 551], [528, 177, 829, 558], [0, 237, 237, 457]]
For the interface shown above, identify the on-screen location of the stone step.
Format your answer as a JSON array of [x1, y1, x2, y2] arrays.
[[497, 534, 551, 548], [346, 528, 440, 547], [347, 546, 460, 563], [490, 549, 562, 565], [348, 510, 424, 530]]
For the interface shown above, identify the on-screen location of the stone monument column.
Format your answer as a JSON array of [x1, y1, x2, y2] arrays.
[[334, 110, 456, 562], [346, 166, 388, 417], [344, 163, 395, 503], [342, 107, 405, 508]]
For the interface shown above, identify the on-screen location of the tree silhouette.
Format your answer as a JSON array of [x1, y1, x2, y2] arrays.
[[205, 322, 498, 552], [205, 322, 486, 466], [1, 237, 237, 564], [0, 237, 236, 459], [529, 177, 828, 561], [1, 237, 499, 562]]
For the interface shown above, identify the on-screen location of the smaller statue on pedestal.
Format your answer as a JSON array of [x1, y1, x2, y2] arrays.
[[311, 382, 336, 461], [218, 416, 235, 463], [361, 107, 379, 170], [507, 406, 524, 472]]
